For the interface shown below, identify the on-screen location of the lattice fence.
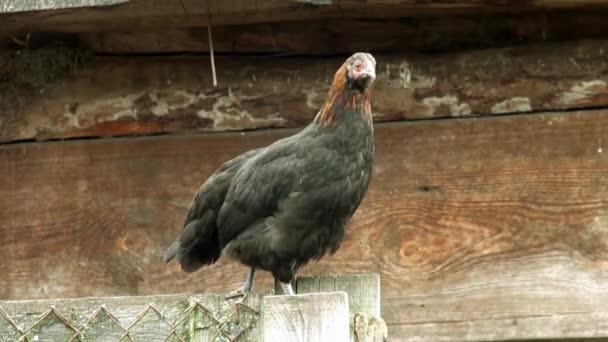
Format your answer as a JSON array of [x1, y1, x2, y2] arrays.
[[0, 293, 263, 342], [0, 274, 382, 342]]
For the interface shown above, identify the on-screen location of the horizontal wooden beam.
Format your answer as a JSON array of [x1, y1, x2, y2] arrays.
[[2, 39, 608, 143], [0, 0, 126, 13], [4, 0, 608, 35], [4, 3, 608, 55], [77, 12, 608, 55], [1, 110, 607, 340]]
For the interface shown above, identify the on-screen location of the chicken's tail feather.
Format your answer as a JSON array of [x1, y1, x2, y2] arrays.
[[162, 242, 179, 263], [163, 210, 221, 272]]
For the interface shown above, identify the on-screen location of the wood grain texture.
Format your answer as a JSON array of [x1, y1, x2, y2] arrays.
[[5, 11, 608, 55], [4, 0, 608, 35], [3, 39, 608, 143], [1, 111, 608, 340], [0, 0, 126, 13], [353, 312, 388, 342], [297, 274, 380, 318], [297, 274, 382, 341], [262, 292, 350, 342]]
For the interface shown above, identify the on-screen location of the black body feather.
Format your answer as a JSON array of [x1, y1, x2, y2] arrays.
[[164, 52, 376, 285]]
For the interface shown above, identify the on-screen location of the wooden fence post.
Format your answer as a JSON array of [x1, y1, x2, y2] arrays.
[[296, 273, 381, 318], [262, 292, 349, 342], [296, 273, 386, 341]]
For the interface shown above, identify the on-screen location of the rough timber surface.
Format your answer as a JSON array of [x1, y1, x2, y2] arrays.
[[5, 12, 608, 55], [1, 111, 608, 340], [0, 0, 126, 13], [3, 39, 608, 143], [297, 274, 383, 341], [4, 0, 608, 34], [297, 274, 380, 319], [262, 292, 349, 342]]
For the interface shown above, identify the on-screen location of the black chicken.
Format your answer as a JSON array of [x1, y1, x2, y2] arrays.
[[163, 52, 376, 295]]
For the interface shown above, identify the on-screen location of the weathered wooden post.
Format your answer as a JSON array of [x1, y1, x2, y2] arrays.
[[297, 273, 386, 341], [262, 292, 350, 342]]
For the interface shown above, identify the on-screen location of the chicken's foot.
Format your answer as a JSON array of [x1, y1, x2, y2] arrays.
[[225, 267, 255, 300]]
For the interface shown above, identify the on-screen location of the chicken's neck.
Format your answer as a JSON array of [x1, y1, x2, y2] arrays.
[[313, 86, 372, 129]]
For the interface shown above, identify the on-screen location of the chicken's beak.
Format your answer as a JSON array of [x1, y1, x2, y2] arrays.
[[354, 63, 376, 90]]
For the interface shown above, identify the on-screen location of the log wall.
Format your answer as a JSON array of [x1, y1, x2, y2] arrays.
[[1, 111, 607, 340], [2, 40, 608, 143]]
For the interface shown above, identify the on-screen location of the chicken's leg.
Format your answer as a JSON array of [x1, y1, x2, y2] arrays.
[[274, 278, 295, 295], [225, 267, 256, 300], [278, 281, 295, 295]]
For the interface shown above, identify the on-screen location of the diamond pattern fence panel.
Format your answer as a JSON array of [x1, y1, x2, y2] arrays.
[[0, 293, 263, 342], [0, 274, 382, 342]]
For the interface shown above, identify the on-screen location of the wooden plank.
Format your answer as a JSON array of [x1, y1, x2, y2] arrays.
[[297, 274, 380, 318], [3, 39, 608, 143], [395, 311, 608, 342], [297, 274, 383, 341], [4, 11, 608, 55], [4, 0, 608, 36], [0, 0, 126, 13], [1, 111, 608, 340], [352, 312, 388, 342], [262, 292, 350, 342]]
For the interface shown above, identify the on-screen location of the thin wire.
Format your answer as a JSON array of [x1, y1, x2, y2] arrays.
[[208, 25, 217, 87], [206, 0, 217, 87]]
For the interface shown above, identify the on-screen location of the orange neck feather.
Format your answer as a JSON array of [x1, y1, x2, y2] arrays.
[[313, 65, 372, 127]]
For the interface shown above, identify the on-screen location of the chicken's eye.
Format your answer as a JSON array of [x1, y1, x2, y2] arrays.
[[354, 62, 363, 71]]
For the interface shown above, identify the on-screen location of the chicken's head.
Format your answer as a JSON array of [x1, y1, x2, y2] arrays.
[[345, 52, 376, 92]]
